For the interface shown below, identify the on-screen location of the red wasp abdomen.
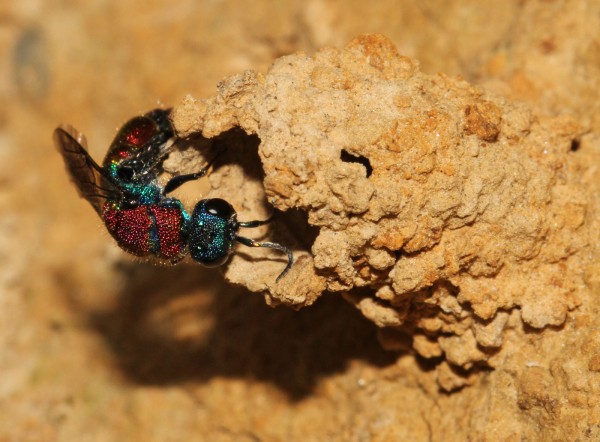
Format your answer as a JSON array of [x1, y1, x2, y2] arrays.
[[148, 204, 187, 261], [102, 202, 186, 261]]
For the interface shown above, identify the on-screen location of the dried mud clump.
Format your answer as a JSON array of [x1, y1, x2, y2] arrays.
[[170, 35, 593, 390]]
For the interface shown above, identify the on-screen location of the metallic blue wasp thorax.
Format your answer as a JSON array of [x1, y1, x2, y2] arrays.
[[188, 199, 237, 267]]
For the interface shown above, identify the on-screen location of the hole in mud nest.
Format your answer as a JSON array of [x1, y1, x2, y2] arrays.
[[340, 149, 373, 177], [183, 128, 315, 255], [278, 208, 319, 250], [213, 127, 265, 182], [570, 138, 581, 152]]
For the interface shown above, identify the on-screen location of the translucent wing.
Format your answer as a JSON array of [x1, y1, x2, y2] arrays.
[[133, 108, 175, 169], [54, 124, 123, 215], [123, 134, 176, 174]]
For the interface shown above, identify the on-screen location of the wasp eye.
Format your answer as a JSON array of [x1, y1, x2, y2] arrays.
[[117, 166, 134, 182], [204, 198, 235, 220]]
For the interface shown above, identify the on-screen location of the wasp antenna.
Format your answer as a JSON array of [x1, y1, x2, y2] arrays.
[[235, 235, 293, 282]]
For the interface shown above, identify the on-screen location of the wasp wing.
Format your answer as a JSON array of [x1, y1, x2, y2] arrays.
[[118, 116, 176, 177], [126, 134, 176, 173], [54, 125, 123, 215], [141, 107, 174, 166]]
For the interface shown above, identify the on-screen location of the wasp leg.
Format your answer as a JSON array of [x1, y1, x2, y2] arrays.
[[235, 235, 293, 282], [238, 216, 274, 228], [164, 169, 209, 194], [163, 151, 223, 195]]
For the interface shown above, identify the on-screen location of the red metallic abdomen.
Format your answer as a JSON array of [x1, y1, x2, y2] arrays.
[[148, 205, 187, 260], [102, 202, 186, 261]]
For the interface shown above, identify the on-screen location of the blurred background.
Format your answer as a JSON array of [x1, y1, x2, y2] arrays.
[[0, 1, 592, 439]]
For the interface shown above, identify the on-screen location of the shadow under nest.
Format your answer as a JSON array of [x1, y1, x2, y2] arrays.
[[80, 127, 396, 400], [86, 263, 397, 401]]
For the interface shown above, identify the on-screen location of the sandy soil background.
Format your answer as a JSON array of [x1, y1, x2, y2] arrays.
[[1, 1, 599, 440]]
